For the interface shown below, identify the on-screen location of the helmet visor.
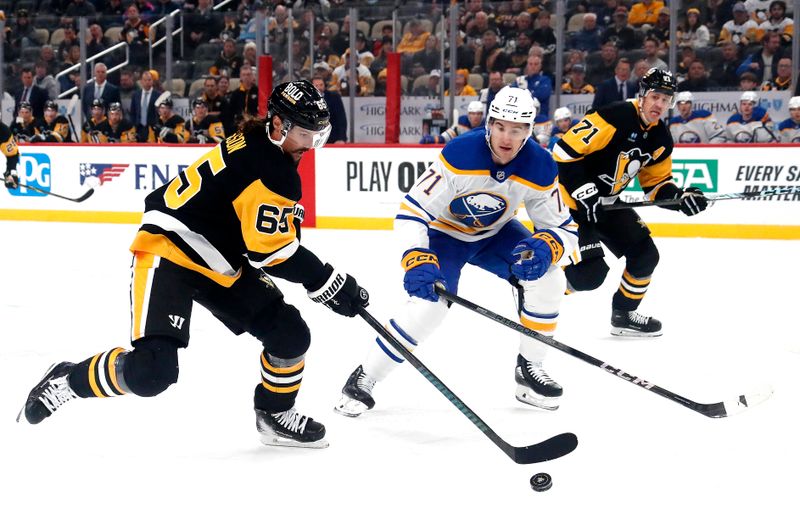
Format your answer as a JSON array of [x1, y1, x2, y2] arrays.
[[286, 123, 332, 150]]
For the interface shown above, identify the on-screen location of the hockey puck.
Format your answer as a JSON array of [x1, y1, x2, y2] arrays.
[[530, 472, 552, 492]]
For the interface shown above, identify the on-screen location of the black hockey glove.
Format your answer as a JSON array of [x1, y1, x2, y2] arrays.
[[307, 264, 369, 317], [571, 182, 602, 224], [3, 169, 19, 189], [676, 187, 708, 216]]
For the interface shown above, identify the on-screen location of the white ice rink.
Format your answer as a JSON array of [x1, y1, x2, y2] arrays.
[[1, 221, 798, 514]]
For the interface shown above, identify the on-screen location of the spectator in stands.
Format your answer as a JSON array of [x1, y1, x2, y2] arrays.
[[676, 45, 697, 80], [369, 37, 394, 77], [185, 0, 219, 50], [34, 61, 59, 101], [643, 37, 668, 71], [646, 8, 671, 46], [39, 45, 59, 76], [465, 11, 493, 47], [219, 12, 241, 42], [761, 57, 792, 90], [118, 69, 136, 112], [315, 33, 339, 69], [516, 54, 552, 116], [87, 23, 111, 60], [102, 0, 126, 20], [330, 14, 352, 56], [777, 95, 800, 142], [198, 76, 227, 118], [374, 69, 388, 96], [632, 58, 651, 82], [531, 10, 556, 51], [217, 75, 230, 99], [16, 68, 47, 118], [745, 0, 771, 23], [601, 6, 637, 50], [677, 60, 719, 91], [739, 71, 760, 91], [341, 32, 374, 68], [331, 55, 373, 96], [129, 70, 159, 142], [412, 69, 441, 96], [290, 38, 312, 80], [407, 35, 438, 76], [757, 0, 793, 45], [153, 0, 181, 18], [478, 70, 505, 109], [628, 0, 664, 28], [121, 4, 150, 66], [210, 39, 243, 78], [562, 63, 595, 94], [228, 63, 259, 125], [586, 42, 619, 86], [57, 45, 82, 94], [506, 11, 532, 42], [57, 22, 80, 62], [571, 13, 602, 54], [65, 0, 96, 17], [445, 68, 478, 96], [676, 8, 711, 49], [243, 41, 257, 68], [82, 63, 121, 119], [268, 5, 297, 49], [719, 2, 758, 46], [474, 30, 510, 74], [238, 2, 268, 42], [397, 19, 431, 55], [712, 41, 743, 88], [9, 8, 36, 51], [591, 57, 635, 109], [738, 31, 785, 82], [132, 0, 155, 18]]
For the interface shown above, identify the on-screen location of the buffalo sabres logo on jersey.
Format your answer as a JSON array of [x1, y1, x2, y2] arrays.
[[599, 147, 652, 194], [733, 130, 754, 143], [678, 130, 702, 143], [449, 192, 508, 228]]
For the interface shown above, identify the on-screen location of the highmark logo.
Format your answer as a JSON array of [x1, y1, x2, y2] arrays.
[[8, 153, 51, 197], [627, 159, 718, 192]]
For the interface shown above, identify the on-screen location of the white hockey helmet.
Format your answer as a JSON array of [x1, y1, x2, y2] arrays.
[[553, 106, 572, 121], [675, 91, 694, 104], [485, 86, 537, 160], [467, 100, 484, 113], [740, 91, 759, 105], [789, 96, 800, 109]]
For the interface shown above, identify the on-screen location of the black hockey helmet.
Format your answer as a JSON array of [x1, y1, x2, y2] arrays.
[[44, 100, 58, 111], [91, 98, 106, 111], [18, 101, 32, 111], [638, 68, 677, 104], [108, 102, 122, 112], [268, 80, 330, 132], [192, 97, 207, 108]]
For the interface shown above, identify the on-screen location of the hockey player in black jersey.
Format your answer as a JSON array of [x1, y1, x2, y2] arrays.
[[31, 100, 73, 143], [1, 121, 20, 189], [18, 80, 370, 449], [187, 98, 225, 144], [103, 102, 137, 142], [10, 101, 39, 142], [152, 97, 187, 143], [554, 68, 709, 336], [81, 99, 110, 143]]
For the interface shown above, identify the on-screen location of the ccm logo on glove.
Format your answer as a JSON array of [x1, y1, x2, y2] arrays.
[[402, 250, 439, 270]]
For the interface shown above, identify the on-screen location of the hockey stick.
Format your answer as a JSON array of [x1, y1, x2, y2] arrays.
[[19, 182, 95, 202], [602, 186, 799, 211], [435, 285, 773, 418], [357, 306, 578, 464], [65, 94, 80, 142]]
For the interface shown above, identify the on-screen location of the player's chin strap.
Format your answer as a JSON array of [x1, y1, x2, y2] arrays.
[[267, 116, 292, 148]]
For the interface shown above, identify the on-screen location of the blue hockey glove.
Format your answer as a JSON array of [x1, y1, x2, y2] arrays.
[[511, 230, 564, 281], [419, 134, 436, 144], [402, 248, 446, 301], [677, 187, 708, 216]]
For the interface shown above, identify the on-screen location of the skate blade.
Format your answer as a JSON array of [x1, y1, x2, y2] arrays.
[[333, 396, 370, 418], [259, 433, 329, 449], [515, 385, 560, 411], [610, 327, 663, 337]]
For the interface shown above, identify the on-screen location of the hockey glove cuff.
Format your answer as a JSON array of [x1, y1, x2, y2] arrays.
[[511, 230, 563, 281], [402, 248, 446, 302], [307, 264, 369, 317], [3, 169, 19, 189], [676, 187, 708, 216], [571, 182, 602, 224]]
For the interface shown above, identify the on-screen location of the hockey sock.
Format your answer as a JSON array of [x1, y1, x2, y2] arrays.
[[68, 347, 129, 398], [612, 269, 651, 311], [255, 352, 304, 413]]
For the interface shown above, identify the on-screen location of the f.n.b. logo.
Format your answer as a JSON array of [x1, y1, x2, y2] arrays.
[[8, 153, 51, 197]]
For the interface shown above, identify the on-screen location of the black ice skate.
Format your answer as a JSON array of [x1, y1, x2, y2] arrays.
[[515, 355, 562, 411], [610, 309, 663, 337], [256, 407, 328, 449], [334, 365, 376, 418], [17, 362, 79, 424]]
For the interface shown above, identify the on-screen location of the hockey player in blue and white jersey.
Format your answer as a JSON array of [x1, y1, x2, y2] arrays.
[[726, 91, 778, 142], [548, 106, 579, 150], [336, 86, 578, 416], [777, 95, 800, 142], [669, 92, 728, 143], [532, 96, 554, 147], [419, 101, 485, 144]]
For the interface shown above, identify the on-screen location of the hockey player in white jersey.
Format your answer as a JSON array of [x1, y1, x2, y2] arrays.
[[669, 92, 728, 143], [335, 86, 578, 416], [548, 106, 578, 150], [726, 91, 778, 142], [778, 96, 800, 142]]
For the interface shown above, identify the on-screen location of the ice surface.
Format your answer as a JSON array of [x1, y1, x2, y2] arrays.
[[1, 221, 798, 513]]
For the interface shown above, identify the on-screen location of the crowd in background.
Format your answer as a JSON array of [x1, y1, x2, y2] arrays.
[[0, 0, 799, 144]]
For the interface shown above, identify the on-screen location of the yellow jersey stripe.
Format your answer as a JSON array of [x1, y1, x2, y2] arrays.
[[622, 271, 651, 286], [88, 353, 107, 398], [261, 380, 302, 393], [260, 353, 305, 374], [131, 252, 156, 340]]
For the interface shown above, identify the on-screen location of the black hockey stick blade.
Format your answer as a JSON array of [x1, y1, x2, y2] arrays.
[[20, 183, 95, 203], [357, 306, 578, 464], [603, 186, 799, 211], [435, 285, 773, 419]]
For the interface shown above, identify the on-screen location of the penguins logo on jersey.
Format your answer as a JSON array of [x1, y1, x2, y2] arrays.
[[678, 130, 702, 143], [449, 192, 508, 228], [599, 147, 652, 195]]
